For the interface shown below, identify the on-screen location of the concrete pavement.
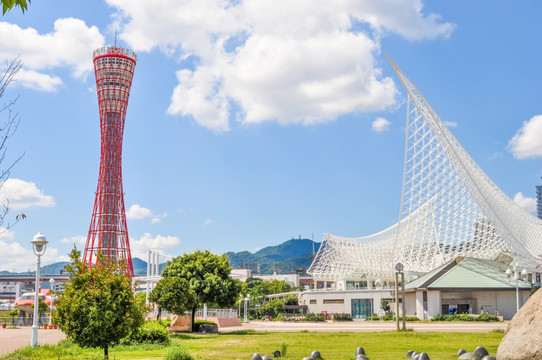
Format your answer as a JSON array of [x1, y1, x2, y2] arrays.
[[0, 327, 66, 355]]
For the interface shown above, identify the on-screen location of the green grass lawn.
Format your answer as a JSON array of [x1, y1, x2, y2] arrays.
[[1, 330, 504, 360]]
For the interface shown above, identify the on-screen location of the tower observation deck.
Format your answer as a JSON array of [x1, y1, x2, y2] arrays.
[[83, 46, 137, 277]]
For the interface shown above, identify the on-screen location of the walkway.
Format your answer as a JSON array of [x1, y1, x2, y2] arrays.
[[0, 327, 66, 355]]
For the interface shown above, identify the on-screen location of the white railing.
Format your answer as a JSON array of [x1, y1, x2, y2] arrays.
[[195, 309, 238, 319]]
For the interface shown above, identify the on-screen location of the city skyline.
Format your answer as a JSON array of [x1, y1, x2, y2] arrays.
[[0, 1, 541, 271]]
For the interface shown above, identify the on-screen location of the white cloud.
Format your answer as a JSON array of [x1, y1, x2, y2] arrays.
[[203, 218, 214, 226], [372, 117, 391, 132], [107, 0, 454, 132], [0, 178, 55, 209], [513, 192, 537, 213], [15, 68, 64, 92], [130, 233, 181, 260], [0, 227, 15, 241], [126, 204, 166, 224], [508, 115, 542, 159], [151, 213, 168, 224], [60, 235, 87, 246], [126, 204, 153, 219], [0, 241, 65, 272], [0, 18, 105, 90], [444, 121, 458, 128]]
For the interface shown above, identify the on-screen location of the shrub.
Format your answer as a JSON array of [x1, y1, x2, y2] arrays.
[[126, 321, 170, 344], [158, 317, 172, 328], [333, 313, 353, 321], [304, 313, 325, 321], [166, 348, 194, 360], [192, 320, 217, 332], [431, 313, 500, 322]]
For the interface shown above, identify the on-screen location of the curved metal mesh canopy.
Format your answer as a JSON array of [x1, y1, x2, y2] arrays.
[[308, 57, 542, 279]]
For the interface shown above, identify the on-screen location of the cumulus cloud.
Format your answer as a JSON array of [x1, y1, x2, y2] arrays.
[[60, 235, 87, 246], [444, 121, 458, 128], [508, 115, 542, 159], [0, 18, 105, 91], [130, 233, 181, 260], [513, 192, 537, 213], [0, 227, 15, 241], [126, 204, 153, 219], [0, 241, 64, 272], [107, 0, 454, 132], [372, 117, 391, 132], [126, 204, 167, 223], [0, 178, 55, 209]]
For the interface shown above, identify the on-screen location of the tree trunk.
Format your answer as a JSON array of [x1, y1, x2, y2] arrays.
[[156, 306, 162, 321], [191, 305, 197, 332], [104, 344, 108, 359]]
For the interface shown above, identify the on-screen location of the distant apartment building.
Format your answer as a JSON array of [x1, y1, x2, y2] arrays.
[[237, 263, 260, 276]]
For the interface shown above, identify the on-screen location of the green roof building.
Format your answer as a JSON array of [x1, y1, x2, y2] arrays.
[[404, 257, 533, 320]]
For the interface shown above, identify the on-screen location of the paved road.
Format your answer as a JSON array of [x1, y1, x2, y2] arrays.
[[0, 321, 508, 355], [0, 327, 66, 355]]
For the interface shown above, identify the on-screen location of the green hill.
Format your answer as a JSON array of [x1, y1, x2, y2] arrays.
[[1, 239, 320, 276], [227, 238, 321, 274]]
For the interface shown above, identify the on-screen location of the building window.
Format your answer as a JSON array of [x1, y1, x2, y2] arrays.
[[323, 299, 344, 304], [310, 300, 316, 304], [351, 299, 373, 319]]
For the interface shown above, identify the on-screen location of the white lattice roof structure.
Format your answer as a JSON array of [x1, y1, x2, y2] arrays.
[[308, 57, 542, 280]]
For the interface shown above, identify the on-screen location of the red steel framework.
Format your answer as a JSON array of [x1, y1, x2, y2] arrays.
[[83, 46, 137, 277]]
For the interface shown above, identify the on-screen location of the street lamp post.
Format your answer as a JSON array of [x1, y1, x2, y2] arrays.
[[31, 232, 48, 348], [243, 294, 250, 324], [49, 278, 55, 325], [238, 297, 242, 318], [506, 265, 527, 313]]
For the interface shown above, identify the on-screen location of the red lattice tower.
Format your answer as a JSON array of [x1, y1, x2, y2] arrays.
[[83, 46, 137, 277]]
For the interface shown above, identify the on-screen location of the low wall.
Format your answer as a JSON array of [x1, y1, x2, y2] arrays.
[[198, 316, 241, 327]]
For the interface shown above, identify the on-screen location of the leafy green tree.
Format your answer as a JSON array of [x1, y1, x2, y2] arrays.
[[1, 0, 30, 15], [8, 309, 18, 325], [149, 276, 197, 319], [160, 250, 241, 327], [31, 298, 49, 324], [55, 247, 145, 359], [244, 277, 293, 304], [260, 299, 285, 317]]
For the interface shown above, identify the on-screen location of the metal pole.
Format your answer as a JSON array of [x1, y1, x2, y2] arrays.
[[401, 272, 406, 330], [516, 271, 519, 313], [31, 254, 41, 347], [395, 273, 399, 330], [244, 298, 248, 323]]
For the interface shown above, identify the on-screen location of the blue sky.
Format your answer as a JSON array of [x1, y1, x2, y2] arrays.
[[0, 1, 541, 271]]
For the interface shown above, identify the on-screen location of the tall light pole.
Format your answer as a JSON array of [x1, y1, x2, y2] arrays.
[[49, 278, 55, 325], [31, 232, 48, 348], [506, 265, 527, 313], [244, 294, 250, 324], [238, 297, 242, 318]]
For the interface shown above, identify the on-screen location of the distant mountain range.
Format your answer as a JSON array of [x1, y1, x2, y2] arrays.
[[226, 238, 321, 274], [2, 239, 321, 276]]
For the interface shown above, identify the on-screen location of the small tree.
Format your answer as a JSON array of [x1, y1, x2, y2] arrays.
[[55, 247, 145, 359], [159, 250, 241, 328], [8, 308, 18, 325], [149, 276, 196, 318]]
